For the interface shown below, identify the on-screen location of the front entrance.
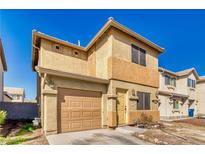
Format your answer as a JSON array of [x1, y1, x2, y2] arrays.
[[116, 89, 127, 125]]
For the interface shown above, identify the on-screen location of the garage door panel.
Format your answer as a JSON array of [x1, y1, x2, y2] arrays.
[[70, 111, 82, 120], [82, 111, 93, 118], [70, 100, 83, 108], [82, 120, 92, 129], [92, 119, 101, 128], [58, 88, 102, 133], [92, 111, 101, 117], [83, 101, 92, 108], [70, 121, 82, 129], [92, 101, 101, 108]]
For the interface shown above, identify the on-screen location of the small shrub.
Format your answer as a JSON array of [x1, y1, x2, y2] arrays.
[[0, 110, 7, 125], [22, 123, 35, 132], [16, 123, 35, 136], [136, 113, 154, 126]]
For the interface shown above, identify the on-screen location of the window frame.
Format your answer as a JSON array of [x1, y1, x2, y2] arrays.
[[137, 91, 151, 110], [165, 75, 176, 87], [187, 78, 196, 88], [131, 44, 146, 66]]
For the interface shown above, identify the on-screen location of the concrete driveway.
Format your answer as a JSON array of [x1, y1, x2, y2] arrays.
[[46, 127, 150, 145]]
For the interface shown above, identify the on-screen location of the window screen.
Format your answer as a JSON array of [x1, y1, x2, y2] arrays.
[[165, 75, 176, 87], [131, 44, 146, 66], [140, 48, 146, 66], [137, 92, 144, 110], [145, 93, 150, 110], [137, 92, 150, 110], [131, 45, 139, 64], [187, 78, 196, 88]]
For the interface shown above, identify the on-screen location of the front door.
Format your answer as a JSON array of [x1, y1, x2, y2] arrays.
[[116, 89, 127, 125]]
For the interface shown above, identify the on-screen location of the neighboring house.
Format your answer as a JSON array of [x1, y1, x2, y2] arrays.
[[32, 17, 165, 134], [0, 39, 7, 102], [4, 87, 25, 102], [3, 91, 13, 102], [197, 76, 205, 116], [158, 67, 199, 120], [24, 99, 37, 103]]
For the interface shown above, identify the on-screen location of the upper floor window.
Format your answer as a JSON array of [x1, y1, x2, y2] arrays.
[[187, 78, 196, 88], [165, 75, 176, 87], [131, 44, 146, 66], [137, 92, 150, 110]]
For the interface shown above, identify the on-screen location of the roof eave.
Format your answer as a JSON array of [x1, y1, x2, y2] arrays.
[[110, 20, 165, 53], [35, 66, 109, 85], [85, 19, 165, 53], [32, 18, 165, 70]]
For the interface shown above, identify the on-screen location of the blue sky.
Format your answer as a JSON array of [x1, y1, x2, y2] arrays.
[[0, 10, 205, 99]]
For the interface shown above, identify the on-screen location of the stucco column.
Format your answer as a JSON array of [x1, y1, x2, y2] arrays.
[[127, 90, 138, 124], [43, 89, 58, 135], [107, 94, 117, 128]]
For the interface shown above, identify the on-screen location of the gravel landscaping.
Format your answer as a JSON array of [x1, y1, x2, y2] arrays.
[[133, 119, 205, 145], [0, 120, 48, 145]]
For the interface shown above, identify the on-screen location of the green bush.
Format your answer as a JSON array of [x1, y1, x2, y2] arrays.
[[0, 110, 7, 125], [22, 123, 35, 132], [16, 123, 35, 136]]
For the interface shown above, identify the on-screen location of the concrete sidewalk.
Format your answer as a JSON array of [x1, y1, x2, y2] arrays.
[[46, 128, 151, 145]]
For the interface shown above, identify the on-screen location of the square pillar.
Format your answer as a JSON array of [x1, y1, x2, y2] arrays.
[[43, 89, 58, 135], [107, 94, 117, 128]]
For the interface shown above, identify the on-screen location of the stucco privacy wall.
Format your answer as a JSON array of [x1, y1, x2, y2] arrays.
[[197, 81, 205, 116], [107, 79, 159, 127], [0, 102, 38, 120], [40, 39, 88, 76], [41, 75, 107, 134]]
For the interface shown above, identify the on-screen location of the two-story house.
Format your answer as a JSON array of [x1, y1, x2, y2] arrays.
[[4, 87, 25, 102], [32, 17, 164, 134], [158, 67, 199, 120], [0, 39, 7, 102], [197, 76, 205, 116]]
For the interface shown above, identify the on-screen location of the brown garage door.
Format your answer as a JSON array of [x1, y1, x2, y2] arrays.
[[58, 88, 102, 133]]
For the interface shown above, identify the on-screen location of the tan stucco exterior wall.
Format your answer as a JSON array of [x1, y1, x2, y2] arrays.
[[108, 57, 159, 88], [95, 32, 113, 79], [41, 75, 108, 134], [197, 81, 205, 115], [107, 79, 159, 127], [40, 39, 88, 76], [111, 28, 159, 70]]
